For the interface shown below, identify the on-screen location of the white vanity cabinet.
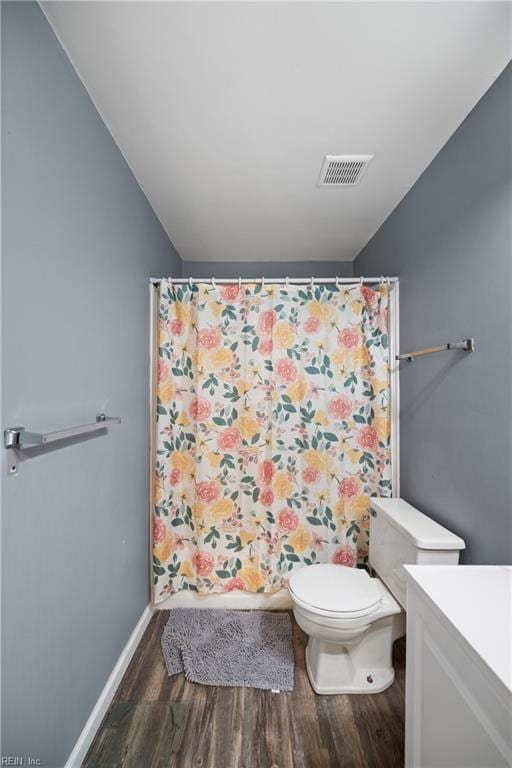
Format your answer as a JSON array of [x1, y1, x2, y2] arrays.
[[404, 566, 512, 768]]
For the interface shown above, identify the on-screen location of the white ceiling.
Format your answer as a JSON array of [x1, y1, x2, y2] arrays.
[[42, 2, 511, 263]]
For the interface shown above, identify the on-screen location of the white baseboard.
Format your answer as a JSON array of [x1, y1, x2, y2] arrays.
[[156, 588, 292, 611], [64, 604, 154, 768]]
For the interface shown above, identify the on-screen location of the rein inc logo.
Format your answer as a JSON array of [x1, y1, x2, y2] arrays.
[[1, 759, 41, 766]]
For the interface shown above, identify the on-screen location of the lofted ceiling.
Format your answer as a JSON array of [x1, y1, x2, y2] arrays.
[[42, 1, 511, 263]]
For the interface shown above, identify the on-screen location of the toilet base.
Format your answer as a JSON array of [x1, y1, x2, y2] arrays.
[[305, 643, 395, 694], [303, 612, 401, 695]]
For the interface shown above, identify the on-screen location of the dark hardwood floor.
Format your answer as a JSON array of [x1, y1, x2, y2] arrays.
[[83, 611, 405, 768]]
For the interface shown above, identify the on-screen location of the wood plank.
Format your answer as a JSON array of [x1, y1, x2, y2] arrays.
[[83, 611, 405, 768], [83, 702, 186, 768]]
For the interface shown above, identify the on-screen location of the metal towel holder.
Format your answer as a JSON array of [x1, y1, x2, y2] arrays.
[[396, 338, 474, 362], [4, 413, 121, 475]]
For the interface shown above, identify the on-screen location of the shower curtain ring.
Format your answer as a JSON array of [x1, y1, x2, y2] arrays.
[[238, 277, 242, 288], [285, 276, 289, 287], [261, 277, 265, 287], [335, 276, 339, 288], [310, 277, 314, 289], [189, 277, 193, 288], [212, 277, 216, 287]]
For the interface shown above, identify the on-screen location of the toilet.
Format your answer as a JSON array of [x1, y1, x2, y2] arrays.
[[288, 498, 465, 694]]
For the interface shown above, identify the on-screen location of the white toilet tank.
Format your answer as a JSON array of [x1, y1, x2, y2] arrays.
[[369, 498, 465, 609]]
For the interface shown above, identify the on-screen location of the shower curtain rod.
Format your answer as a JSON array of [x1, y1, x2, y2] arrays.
[[149, 276, 399, 286]]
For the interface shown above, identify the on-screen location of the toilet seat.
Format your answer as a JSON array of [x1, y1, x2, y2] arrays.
[[288, 564, 383, 618]]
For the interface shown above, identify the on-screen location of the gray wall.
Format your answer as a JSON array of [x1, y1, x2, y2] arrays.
[[1, 4, 181, 766], [183, 260, 353, 278], [355, 63, 512, 565]]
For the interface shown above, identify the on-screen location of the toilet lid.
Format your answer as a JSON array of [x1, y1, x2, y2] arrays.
[[288, 564, 382, 614]]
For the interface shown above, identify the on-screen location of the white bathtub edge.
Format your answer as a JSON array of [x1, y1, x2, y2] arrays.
[[155, 589, 292, 611]]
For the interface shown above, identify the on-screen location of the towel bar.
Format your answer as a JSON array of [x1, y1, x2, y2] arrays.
[[396, 338, 474, 362], [4, 413, 121, 450]]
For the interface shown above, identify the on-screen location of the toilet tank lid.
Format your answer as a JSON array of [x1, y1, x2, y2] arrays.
[[370, 498, 466, 550]]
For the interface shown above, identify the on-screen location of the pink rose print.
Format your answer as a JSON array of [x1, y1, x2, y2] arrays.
[[218, 427, 241, 451], [220, 285, 241, 302], [338, 476, 360, 498], [302, 467, 320, 484], [259, 338, 273, 356], [196, 480, 220, 503], [192, 550, 214, 577], [258, 460, 275, 486], [158, 359, 169, 384], [260, 489, 274, 507], [257, 309, 277, 336], [197, 328, 221, 350], [357, 426, 378, 451], [224, 577, 246, 592], [304, 317, 320, 334], [332, 545, 356, 568], [337, 328, 360, 349], [170, 319, 184, 336], [170, 468, 183, 486], [153, 517, 166, 544], [189, 396, 211, 421], [278, 508, 299, 534], [361, 285, 377, 308], [328, 395, 352, 420], [378, 308, 388, 333], [276, 358, 297, 384]]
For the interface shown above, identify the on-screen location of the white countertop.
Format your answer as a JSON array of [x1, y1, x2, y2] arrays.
[[405, 565, 512, 693]]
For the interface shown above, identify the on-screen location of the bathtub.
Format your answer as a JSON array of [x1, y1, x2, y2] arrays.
[[156, 588, 292, 611]]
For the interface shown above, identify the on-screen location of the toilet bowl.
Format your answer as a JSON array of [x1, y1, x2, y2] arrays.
[[290, 563, 404, 693], [289, 498, 465, 695]]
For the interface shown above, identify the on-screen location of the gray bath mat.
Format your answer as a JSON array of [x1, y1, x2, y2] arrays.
[[161, 608, 294, 691]]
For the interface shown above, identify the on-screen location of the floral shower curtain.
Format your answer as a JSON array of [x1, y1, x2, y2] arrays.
[[153, 280, 391, 602]]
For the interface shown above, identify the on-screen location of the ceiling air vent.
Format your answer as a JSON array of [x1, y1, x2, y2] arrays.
[[318, 155, 373, 186]]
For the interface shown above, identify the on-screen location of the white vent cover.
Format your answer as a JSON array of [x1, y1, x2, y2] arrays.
[[318, 155, 373, 186]]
